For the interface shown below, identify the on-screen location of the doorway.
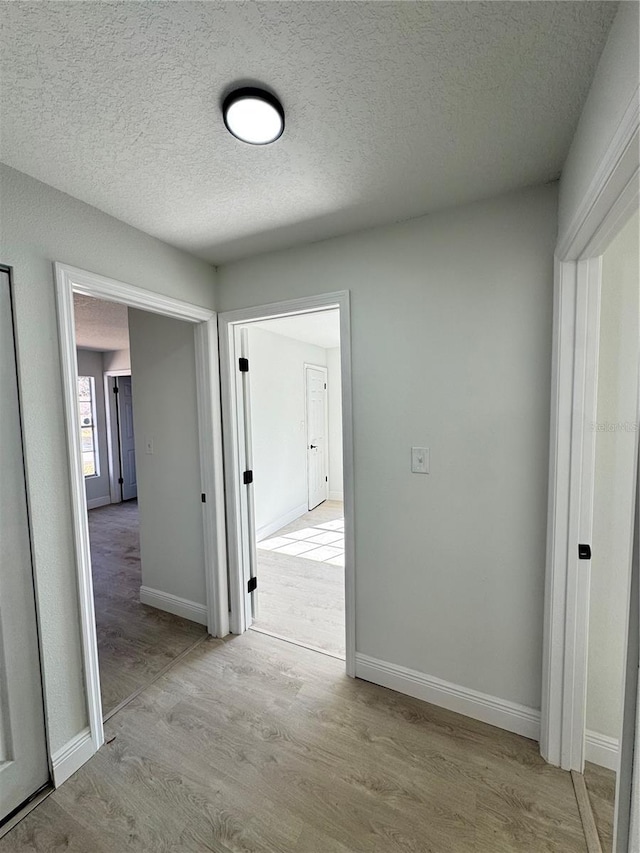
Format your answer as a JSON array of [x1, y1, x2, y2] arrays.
[[55, 263, 228, 767], [219, 292, 355, 674]]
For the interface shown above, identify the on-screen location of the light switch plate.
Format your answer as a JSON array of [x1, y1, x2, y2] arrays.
[[411, 446, 429, 474], [145, 438, 154, 455]]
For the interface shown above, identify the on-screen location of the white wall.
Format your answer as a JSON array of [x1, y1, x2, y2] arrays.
[[128, 309, 207, 610], [103, 348, 131, 372], [219, 184, 557, 710], [76, 349, 111, 508], [0, 163, 216, 753], [558, 2, 639, 244], [587, 210, 640, 741], [327, 346, 343, 501], [247, 326, 328, 537]]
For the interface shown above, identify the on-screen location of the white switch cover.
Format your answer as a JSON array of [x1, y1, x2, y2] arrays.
[[145, 438, 154, 455], [411, 446, 429, 474]]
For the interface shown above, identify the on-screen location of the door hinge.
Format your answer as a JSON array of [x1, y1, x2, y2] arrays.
[[247, 576, 257, 593], [324, 383, 327, 389], [578, 544, 591, 560], [118, 477, 124, 485], [239, 357, 249, 372], [201, 493, 206, 503], [326, 476, 328, 482], [243, 470, 253, 485]]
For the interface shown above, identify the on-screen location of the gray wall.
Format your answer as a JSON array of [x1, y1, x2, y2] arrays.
[[76, 348, 111, 507], [0, 163, 216, 753], [558, 2, 639, 244], [218, 183, 557, 710], [587, 210, 640, 740], [128, 309, 207, 608]]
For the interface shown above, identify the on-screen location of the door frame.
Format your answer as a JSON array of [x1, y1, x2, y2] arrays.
[[218, 291, 356, 676], [54, 263, 229, 761], [103, 369, 131, 504], [304, 363, 329, 511]]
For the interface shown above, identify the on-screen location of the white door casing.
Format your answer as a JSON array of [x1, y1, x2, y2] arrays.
[[117, 376, 137, 501], [305, 365, 328, 511], [0, 268, 50, 822]]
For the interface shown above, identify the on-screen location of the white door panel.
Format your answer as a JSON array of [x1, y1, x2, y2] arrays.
[[0, 269, 49, 823], [306, 366, 328, 511]]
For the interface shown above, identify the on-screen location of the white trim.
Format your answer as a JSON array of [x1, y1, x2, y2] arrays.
[[54, 262, 229, 776], [328, 490, 344, 502], [139, 586, 208, 625], [86, 496, 111, 510], [557, 86, 639, 260], [51, 727, 94, 787], [355, 654, 540, 741], [543, 78, 639, 781], [219, 291, 356, 677], [585, 730, 620, 772], [256, 503, 307, 542]]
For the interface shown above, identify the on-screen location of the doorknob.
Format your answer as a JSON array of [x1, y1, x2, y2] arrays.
[[310, 444, 317, 449]]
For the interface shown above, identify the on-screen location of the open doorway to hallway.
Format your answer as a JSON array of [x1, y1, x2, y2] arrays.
[[234, 309, 346, 659], [73, 294, 207, 719]]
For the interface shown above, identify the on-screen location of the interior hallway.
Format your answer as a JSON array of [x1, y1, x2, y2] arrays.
[[88, 501, 206, 716], [0, 630, 590, 852], [253, 500, 345, 657]]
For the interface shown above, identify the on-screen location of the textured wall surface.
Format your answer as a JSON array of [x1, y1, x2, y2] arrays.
[[1, 2, 614, 262], [0, 164, 216, 752], [219, 184, 557, 710]]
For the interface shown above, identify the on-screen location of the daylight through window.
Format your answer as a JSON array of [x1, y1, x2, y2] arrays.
[[78, 375, 99, 477]]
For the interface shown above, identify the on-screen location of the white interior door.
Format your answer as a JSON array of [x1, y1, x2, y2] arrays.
[[117, 376, 137, 501], [0, 268, 49, 823], [306, 365, 328, 511]]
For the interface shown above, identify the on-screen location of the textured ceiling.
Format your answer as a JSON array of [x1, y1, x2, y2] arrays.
[[251, 310, 340, 349], [74, 295, 130, 351], [1, 2, 616, 264]]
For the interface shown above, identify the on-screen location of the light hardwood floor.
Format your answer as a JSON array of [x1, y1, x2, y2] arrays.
[[253, 501, 345, 657], [584, 761, 616, 852], [88, 500, 206, 715], [1, 630, 588, 852]]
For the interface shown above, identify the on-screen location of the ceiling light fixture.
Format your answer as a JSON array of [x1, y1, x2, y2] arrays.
[[222, 87, 285, 145]]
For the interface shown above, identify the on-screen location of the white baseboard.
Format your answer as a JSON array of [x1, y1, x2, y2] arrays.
[[585, 730, 619, 771], [355, 653, 540, 741], [140, 586, 208, 625], [256, 503, 308, 542], [328, 490, 343, 502], [51, 727, 95, 787], [86, 495, 111, 510]]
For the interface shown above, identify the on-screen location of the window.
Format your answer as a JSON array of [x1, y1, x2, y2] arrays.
[[77, 376, 99, 477]]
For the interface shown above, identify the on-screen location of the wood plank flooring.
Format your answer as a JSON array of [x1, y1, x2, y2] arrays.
[[88, 500, 206, 715], [584, 762, 616, 852], [1, 630, 588, 852], [253, 501, 345, 657]]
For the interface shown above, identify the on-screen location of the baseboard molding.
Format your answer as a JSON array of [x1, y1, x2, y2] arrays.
[[51, 727, 95, 787], [328, 490, 343, 502], [355, 653, 540, 741], [256, 503, 308, 542], [86, 495, 111, 510], [139, 586, 208, 625], [585, 730, 619, 771]]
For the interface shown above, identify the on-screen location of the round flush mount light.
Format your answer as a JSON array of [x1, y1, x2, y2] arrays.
[[222, 87, 284, 145]]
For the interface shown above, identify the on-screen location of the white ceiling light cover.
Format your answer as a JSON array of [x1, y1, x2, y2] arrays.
[[223, 88, 284, 145]]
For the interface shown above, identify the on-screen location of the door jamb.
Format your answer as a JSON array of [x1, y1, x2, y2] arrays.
[[304, 363, 329, 511], [218, 291, 356, 676], [54, 263, 229, 763]]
